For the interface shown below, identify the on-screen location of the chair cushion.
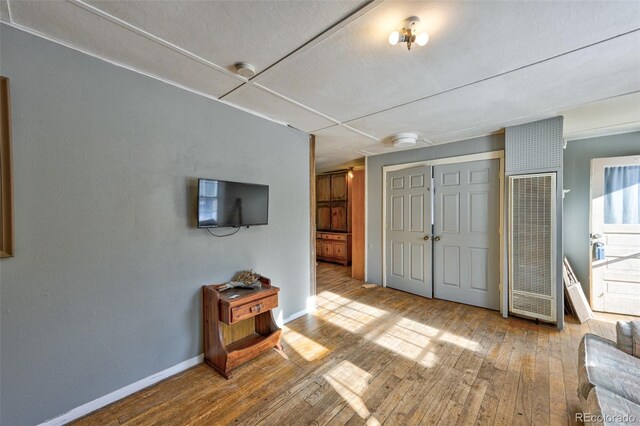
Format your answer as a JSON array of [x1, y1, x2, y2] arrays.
[[583, 387, 640, 426], [578, 333, 640, 405], [617, 321, 634, 354], [632, 321, 640, 358], [617, 320, 640, 358]]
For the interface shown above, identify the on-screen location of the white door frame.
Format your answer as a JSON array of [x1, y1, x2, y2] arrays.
[[382, 151, 506, 313], [589, 154, 640, 312]]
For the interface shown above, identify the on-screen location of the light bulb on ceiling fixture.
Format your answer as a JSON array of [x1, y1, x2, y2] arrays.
[[388, 16, 429, 50], [415, 31, 429, 46], [388, 31, 400, 46]]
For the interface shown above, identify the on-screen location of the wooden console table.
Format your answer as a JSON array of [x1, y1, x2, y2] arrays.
[[202, 276, 282, 379]]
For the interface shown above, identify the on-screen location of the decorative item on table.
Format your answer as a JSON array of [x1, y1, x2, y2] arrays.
[[218, 269, 262, 292]]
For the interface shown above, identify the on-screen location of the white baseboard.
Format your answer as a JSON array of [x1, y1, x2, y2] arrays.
[[38, 307, 312, 426], [39, 353, 204, 426], [283, 308, 309, 324]]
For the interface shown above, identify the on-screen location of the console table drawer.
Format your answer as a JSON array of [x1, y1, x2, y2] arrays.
[[231, 294, 278, 324]]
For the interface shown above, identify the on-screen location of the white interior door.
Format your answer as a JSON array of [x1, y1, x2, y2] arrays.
[[385, 165, 432, 297], [433, 159, 500, 310], [590, 155, 640, 315]]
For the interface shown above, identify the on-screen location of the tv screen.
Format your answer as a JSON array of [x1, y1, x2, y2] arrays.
[[198, 179, 269, 228]]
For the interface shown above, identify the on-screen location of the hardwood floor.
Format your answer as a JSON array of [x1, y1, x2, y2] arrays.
[[73, 262, 637, 426]]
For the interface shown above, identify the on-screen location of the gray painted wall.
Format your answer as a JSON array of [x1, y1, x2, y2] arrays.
[[365, 134, 505, 284], [0, 25, 310, 425], [563, 131, 640, 299]]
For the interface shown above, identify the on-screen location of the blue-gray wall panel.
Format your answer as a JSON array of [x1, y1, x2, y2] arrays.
[[0, 25, 310, 425]]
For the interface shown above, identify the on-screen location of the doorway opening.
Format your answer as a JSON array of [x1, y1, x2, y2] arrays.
[[590, 155, 640, 316], [315, 167, 366, 282]]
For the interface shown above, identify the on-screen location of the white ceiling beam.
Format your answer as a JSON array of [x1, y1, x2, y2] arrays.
[[68, 0, 247, 84]]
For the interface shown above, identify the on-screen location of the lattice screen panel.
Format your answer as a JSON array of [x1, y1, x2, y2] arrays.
[[505, 117, 563, 173], [509, 173, 557, 322]]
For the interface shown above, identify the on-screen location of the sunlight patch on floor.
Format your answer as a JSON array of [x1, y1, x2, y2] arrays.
[[333, 305, 379, 326], [345, 300, 386, 318], [317, 292, 387, 316], [282, 327, 329, 361], [419, 351, 439, 368], [315, 307, 370, 331], [317, 299, 343, 312], [384, 323, 433, 348], [323, 360, 372, 419], [317, 291, 353, 306], [396, 317, 440, 338], [439, 331, 481, 351], [374, 332, 424, 360], [311, 289, 481, 367], [314, 291, 387, 332]]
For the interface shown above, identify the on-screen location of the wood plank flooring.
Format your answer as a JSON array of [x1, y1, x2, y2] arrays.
[[73, 263, 638, 426]]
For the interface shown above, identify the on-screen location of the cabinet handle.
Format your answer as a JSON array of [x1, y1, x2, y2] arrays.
[[250, 303, 264, 313]]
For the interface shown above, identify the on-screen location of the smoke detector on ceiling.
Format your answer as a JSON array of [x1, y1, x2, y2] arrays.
[[235, 62, 256, 79], [390, 132, 419, 148]]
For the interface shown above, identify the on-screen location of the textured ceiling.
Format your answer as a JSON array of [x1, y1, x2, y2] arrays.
[[1, 0, 639, 171]]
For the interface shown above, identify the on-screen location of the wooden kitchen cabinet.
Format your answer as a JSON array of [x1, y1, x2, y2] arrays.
[[317, 203, 331, 231], [316, 170, 353, 265], [330, 202, 348, 232], [330, 173, 348, 201], [316, 171, 351, 233], [316, 232, 352, 266], [317, 175, 331, 203]]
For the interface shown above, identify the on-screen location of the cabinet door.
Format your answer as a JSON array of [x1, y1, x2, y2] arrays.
[[333, 242, 347, 260], [331, 173, 348, 201], [317, 204, 331, 231], [317, 175, 331, 203], [331, 202, 348, 231], [322, 241, 334, 257]]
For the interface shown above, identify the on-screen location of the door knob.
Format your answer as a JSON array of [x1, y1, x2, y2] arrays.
[[434, 236, 441, 241], [423, 235, 430, 241]]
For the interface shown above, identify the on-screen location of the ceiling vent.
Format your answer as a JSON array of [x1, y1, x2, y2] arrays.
[[235, 62, 256, 79], [390, 132, 418, 148]]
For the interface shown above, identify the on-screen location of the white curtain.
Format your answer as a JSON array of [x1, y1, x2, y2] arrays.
[[604, 165, 640, 224]]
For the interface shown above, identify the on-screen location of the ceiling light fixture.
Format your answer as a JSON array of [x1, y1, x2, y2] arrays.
[[388, 16, 429, 50]]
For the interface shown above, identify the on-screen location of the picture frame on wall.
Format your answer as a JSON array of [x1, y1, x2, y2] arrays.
[[1, 76, 14, 258]]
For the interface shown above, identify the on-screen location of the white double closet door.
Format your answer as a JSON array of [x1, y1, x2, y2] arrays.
[[385, 159, 500, 310]]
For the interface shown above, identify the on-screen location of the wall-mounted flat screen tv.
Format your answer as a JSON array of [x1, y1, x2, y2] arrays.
[[197, 179, 269, 228]]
